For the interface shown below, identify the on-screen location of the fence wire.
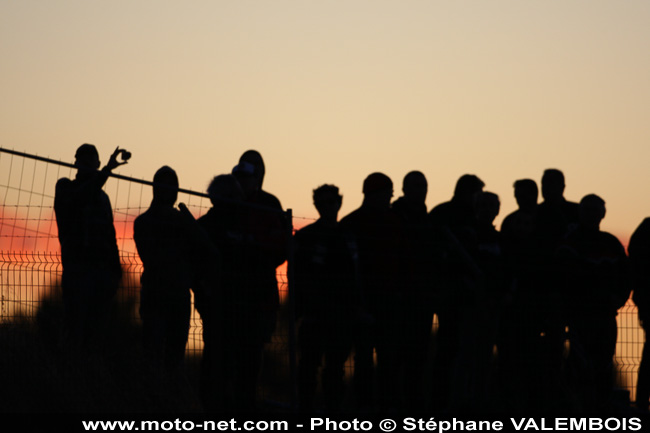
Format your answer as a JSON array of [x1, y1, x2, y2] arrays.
[[0, 146, 298, 410]]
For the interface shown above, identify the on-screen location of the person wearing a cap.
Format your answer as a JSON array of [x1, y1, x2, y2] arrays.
[[339, 172, 404, 412], [54, 144, 128, 346]]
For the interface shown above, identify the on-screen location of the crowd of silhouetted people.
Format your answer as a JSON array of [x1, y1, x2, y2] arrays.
[[53, 143, 650, 414]]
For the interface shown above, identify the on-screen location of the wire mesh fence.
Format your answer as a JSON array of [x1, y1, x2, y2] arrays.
[[0, 146, 645, 411], [0, 146, 299, 411]]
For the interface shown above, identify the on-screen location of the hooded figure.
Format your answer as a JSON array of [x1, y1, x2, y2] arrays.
[[134, 166, 206, 373]]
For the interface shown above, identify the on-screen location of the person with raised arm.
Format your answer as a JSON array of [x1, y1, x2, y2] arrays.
[[54, 144, 129, 346]]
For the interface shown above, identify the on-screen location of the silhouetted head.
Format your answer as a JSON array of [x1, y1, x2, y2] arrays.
[[234, 150, 266, 199], [541, 169, 566, 203], [402, 171, 428, 204], [313, 184, 342, 223], [207, 174, 244, 206], [232, 160, 258, 199], [239, 150, 265, 184], [362, 172, 393, 210], [452, 174, 484, 207], [74, 143, 100, 171], [513, 179, 538, 211], [475, 191, 500, 225], [579, 194, 606, 230], [152, 166, 178, 206]]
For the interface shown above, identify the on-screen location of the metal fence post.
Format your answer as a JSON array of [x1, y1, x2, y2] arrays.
[[285, 208, 298, 411]]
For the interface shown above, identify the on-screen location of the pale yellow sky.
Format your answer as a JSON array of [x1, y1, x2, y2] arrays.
[[2, 1, 650, 242]]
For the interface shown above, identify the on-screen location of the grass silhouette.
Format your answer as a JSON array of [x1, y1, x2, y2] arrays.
[[0, 278, 297, 414], [0, 283, 202, 413]]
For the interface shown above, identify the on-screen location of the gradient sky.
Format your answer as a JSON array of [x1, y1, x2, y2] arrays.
[[2, 1, 650, 242]]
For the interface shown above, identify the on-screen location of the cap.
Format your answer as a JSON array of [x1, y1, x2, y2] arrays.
[[232, 161, 256, 176]]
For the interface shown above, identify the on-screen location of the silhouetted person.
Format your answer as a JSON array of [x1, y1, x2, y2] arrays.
[[629, 218, 650, 411], [429, 174, 485, 232], [294, 185, 358, 413], [391, 171, 439, 410], [54, 144, 127, 346], [558, 194, 630, 410], [501, 179, 538, 245], [450, 191, 506, 411], [134, 166, 205, 375], [498, 179, 544, 409], [538, 169, 580, 237], [231, 150, 288, 410], [533, 168, 581, 407], [427, 174, 484, 410], [339, 173, 404, 411], [473, 191, 506, 302], [195, 174, 246, 412]]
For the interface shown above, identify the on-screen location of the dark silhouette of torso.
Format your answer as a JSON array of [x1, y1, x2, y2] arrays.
[[559, 224, 629, 409], [339, 205, 402, 296], [54, 166, 122, 345], [134, 200, 198, 372], [339, 192, 404, 411], [294, 219, 357, 320], [241, 189, 287, 312], [55, 170, 121, 280], [294, 218, 358, 412]]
